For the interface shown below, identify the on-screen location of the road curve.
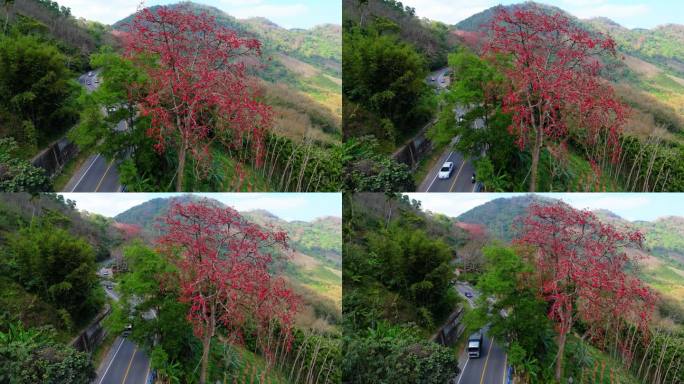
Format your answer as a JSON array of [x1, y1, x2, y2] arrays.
[[62, 71, 122, 192], [453, 283, 509, 384]]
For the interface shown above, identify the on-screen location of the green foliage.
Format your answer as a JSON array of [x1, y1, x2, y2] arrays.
[[0, 322, 95, 384], [0, 33, 81, 149], [106, 243, 200, 379], [343, 322, 458, 384], [343, 193, 461, 382], [343, 24, 432, 141], [343, 137, 415, 192], [0, 137, 52, 192], [4, 220, 103, 322], [472, 246, 555, 376]]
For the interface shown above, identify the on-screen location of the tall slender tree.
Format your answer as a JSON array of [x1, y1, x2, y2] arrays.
[[123, 6, 272, 191], [486, 6, 628, 191], [157, 200, 299, 384], [516, 203, 656, 380]]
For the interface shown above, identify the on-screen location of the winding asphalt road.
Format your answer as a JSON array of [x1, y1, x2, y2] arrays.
[[94, 337, 150, 384], [453, 283, 508, 384], [420, 69, 484, 192], [93, 283, 150, 384], [62, 71, 123, 192]]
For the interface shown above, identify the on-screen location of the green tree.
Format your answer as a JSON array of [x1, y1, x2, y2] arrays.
[[6, 222, 102, 323], [106, 243, 198, 380], [469, 246, 554, 381], [343, 23, 432, 138], [343, 322, 459, 384], [0, 322, 95, 384], [0, 137, 51, 192], [0, 34, 81, 146]]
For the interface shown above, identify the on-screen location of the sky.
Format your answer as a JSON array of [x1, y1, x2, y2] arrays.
[[400, 0, 683, 29], [58, 0, 341, 28], [405, 193, 684, 222], [60, 193, 341, 221]]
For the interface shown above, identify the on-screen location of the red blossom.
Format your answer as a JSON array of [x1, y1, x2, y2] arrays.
[[156, 200, 298, 383], [515, 202, 656, 379], [123, 6, 272, 191], [485, 6, 628, 191]]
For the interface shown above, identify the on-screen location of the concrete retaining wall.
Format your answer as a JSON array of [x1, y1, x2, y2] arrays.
[[31, 137, 79, 178]]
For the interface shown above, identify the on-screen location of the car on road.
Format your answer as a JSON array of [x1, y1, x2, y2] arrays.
[[95, 79, 99, 84], [468, 332, 484, 358], [438, 162, 454, 179], [122, 324, 132, 337], [465, 291, 473, 298], [87, 81, 91, 86], [88, 71, 93, 76], [430, 77, 436, 81]]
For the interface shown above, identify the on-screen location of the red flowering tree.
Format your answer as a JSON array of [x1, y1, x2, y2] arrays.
[[486, 6, 628, 191], [123, 6, 272, 191], [157, 201, 298, 384], [516, 203, 655, 380]]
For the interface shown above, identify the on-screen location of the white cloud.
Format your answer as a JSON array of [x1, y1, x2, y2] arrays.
[[569, 3, 650, 21], [225, 3, 308, 25], [405, 193, 500, 218], [57, 0, 142, 24], [562, 0, 607, 6], [400, 0, 496, 25]]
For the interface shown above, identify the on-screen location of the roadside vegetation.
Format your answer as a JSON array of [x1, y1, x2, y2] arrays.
[[343, 193, 467, 383]]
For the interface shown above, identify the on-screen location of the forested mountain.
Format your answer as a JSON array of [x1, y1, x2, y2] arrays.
[[114, 195, 342, 267]]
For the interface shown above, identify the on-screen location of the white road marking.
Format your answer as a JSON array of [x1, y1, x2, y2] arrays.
[[97, 337, 125, 384], [70, 154, 100, 192], [456, 357, 470, 384]]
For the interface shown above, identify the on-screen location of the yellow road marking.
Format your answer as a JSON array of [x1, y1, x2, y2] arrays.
[[121, 345, 138, 384], [95, 160, 115, 192], [449, 160, 467, 192], [480, 338, 495, 384], [502, 353, 507, 384]]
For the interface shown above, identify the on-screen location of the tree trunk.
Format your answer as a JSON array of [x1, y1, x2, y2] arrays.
[[555, 328, 568, 381], [199, 303, 215, 384], [529, 127, 542, 192], [176, 141, 187, 192], [199, 331, 211, 384]]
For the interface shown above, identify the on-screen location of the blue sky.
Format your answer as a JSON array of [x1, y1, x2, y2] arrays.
[[405, 193, 684, 222], [60, 193, 341, 221], [58, 0, 340, 28], [401, 0, 683, 29]]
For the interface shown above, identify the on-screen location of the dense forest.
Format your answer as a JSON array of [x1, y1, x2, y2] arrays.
[[342, 0, 458, 191], [343, 193, 468, 383], [0, 193, 119, 382], [0, 0, 113, 192]]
